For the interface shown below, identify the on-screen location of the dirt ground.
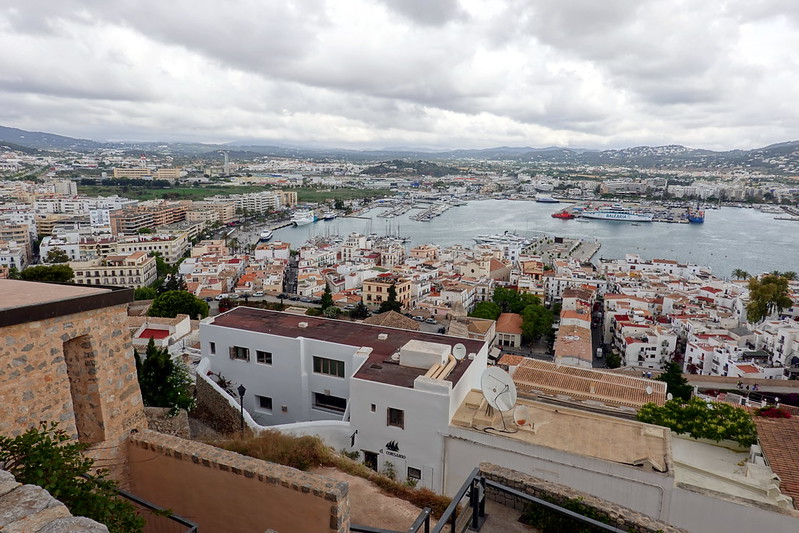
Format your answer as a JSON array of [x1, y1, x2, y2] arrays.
[[311, 467, 425, 530]]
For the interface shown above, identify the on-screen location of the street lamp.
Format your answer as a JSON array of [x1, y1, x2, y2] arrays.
[[237, 384, 247, 434]]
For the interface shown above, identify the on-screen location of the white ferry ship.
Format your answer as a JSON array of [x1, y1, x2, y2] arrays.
[[291, 209, 317, 226], [258, 229, 273, 242], [580, 206, 653, 222]]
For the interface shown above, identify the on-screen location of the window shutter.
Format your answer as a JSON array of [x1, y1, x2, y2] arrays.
[[229, 346, 235, 359]]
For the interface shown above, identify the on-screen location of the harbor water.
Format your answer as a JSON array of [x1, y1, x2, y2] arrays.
[[269, 200, 799, 279]]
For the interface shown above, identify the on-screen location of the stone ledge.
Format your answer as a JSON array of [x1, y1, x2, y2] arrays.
[[479, 462, 687, 533], [0, 470, 108, 532]]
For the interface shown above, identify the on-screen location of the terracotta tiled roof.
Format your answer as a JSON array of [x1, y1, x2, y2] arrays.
[[754, 415, 799, 509], [363, 311, 420, 331], [496, 313, 523, 334], [512, 359, 667, 409]]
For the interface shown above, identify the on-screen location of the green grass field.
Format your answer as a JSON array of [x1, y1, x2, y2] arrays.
[[77, 184, 394, 203]]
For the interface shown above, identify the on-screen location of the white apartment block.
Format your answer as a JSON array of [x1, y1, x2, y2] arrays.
[[72, 251, 157, 289]]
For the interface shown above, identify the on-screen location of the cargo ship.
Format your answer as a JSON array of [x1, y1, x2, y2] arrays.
[[687, 208, 705, 223]]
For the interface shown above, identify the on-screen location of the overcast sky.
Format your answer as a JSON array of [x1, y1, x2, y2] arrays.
[[2, 1, 798, 150]]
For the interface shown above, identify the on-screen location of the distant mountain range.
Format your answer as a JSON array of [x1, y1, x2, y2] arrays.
[[2, 124, 799, 173]]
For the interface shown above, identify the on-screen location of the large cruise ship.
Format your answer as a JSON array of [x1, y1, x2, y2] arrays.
[[580, 206, 654, 222], [291, 209, 317, 226]]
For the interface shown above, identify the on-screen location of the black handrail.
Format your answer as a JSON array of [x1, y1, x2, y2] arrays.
[[117, 487, 198, 532]]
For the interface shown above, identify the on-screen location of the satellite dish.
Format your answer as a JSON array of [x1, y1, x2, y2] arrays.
[[646, 386, 653, 396], [513, 405, 532, 428], [666, 393, 673, 401], [481, 367, 517, 412], [453, 343, 467, 361]]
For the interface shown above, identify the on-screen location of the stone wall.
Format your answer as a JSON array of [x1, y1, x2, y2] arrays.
[[479, 463, 687, 533], [0, 469, 107, 532], [144, 407, 190, 439], [192, 367, 244, 436], [128, 429, 349, 533], [0, 303, 146, 485]]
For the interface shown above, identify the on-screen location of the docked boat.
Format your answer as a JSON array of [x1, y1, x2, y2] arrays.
[[258, 229, 273, 242], [551, 210, 575, 219], [535, 194, 560, 203], [581, 206, 653, 222], [687, 208, 705, 223], [291, 209, 317, 226], [322, 211, 337, 221]]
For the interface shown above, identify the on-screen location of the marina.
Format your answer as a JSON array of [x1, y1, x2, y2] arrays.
[[265, 199, 799, 278]]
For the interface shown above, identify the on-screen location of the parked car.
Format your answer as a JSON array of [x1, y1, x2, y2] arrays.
[[425, 318, 437, 324], [253, 291, 264, 297], [215, 293, 229, 301], [278, 293, 288, 299], [344, 304, 356, 310], [413, 316, 424, 321]]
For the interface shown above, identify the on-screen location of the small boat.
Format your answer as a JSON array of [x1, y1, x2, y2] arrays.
[[551, 210, 575, 219], [322, 211, 337, 221]]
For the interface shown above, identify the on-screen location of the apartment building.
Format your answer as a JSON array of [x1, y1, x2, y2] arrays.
[[72, 251, 157, 288], [362, 273, 412, 309], [116, 233, 189, 264]]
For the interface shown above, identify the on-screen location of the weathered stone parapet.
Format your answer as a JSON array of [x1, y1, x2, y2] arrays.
[[144, 407, 190, 438], [128, 429, 349, 533], [191, 367, 242, 436], [0, 469, 108, 532], [479, 462, 687, 533]]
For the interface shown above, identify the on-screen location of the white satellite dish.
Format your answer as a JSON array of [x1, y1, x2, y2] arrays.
[[666, 392, 673, 401], [453, 343, 467, 361], [481, 367, 517, 412], [646, 386, 653, 396]]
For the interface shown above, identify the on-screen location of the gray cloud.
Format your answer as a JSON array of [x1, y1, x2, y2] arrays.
[[0, 0, 798, 150]]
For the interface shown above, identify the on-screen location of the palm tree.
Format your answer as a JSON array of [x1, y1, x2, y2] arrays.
[[731, 268, 750, 280]]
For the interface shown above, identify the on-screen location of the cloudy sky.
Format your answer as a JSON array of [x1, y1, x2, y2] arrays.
[[2, 1, 798, 150]]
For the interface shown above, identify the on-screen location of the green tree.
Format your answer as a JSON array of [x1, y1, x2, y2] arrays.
[[0, 422, 144, 532], [149, 251, 173, 279], [655, 361, 692, 401], [350, 300, 370, 319], [137, 227, 153, 234], [469, 301, 502, 320], [520, 302, 554, 343], [604, 351, 622, 369], [19, 264, 74, 283], [136, 339, 195, 414], [148, 290, 209, 319], [782, 271, 797, 281], [746, 274, 793, 323], [637, 398, 757, 447], [45, 247, 70, 263], [731, 268, 750, 280], [323, 306, 341, 318], [320, 284, 334, 310], [378, 283, 403, 313], [161, 274, 187, 292], [133, 286, 158, 300]]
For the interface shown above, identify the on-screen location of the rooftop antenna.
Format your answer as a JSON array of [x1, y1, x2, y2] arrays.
[[480, 367, 518, 433]]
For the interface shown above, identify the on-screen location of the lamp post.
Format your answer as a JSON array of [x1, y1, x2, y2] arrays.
[[237, 384, 246, 434]]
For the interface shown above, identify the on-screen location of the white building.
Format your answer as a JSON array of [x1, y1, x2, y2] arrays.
[[199, 308, 489, 492]]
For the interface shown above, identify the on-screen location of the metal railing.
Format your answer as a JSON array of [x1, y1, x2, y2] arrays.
[[117, 488, 198, 533]]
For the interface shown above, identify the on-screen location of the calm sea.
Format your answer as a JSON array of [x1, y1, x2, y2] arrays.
[[270, 200, 799, 279]]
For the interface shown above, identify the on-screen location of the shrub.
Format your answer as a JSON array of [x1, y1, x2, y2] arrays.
[[520, 496, 616, 533], [637, 398, 757, 447], [0, 422, 144, 532], [756, 406, 792, 419]]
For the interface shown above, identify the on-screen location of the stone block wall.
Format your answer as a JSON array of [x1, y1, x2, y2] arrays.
[[128, 429, 349, 533], [0, 469, 108, 532], [192, 368, 243, 436], [144, 407, 190, 439], [0, 303, 146, 485], [479, 463, 687, 533]]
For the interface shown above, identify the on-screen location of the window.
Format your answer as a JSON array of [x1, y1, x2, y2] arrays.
[[256, 350, 272, 365], [209, 342, 216, 355], [256, 395, 272, 411], [230, 345, 250, 361], [370, 404, 376, 412], [313, 392, 347, 413], [407, 467, 421, 481], [387, 407, 404, 429], [313, 356, 345, 378]]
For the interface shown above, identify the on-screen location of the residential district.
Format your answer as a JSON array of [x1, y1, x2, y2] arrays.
[[0, 153, 798, 532]]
